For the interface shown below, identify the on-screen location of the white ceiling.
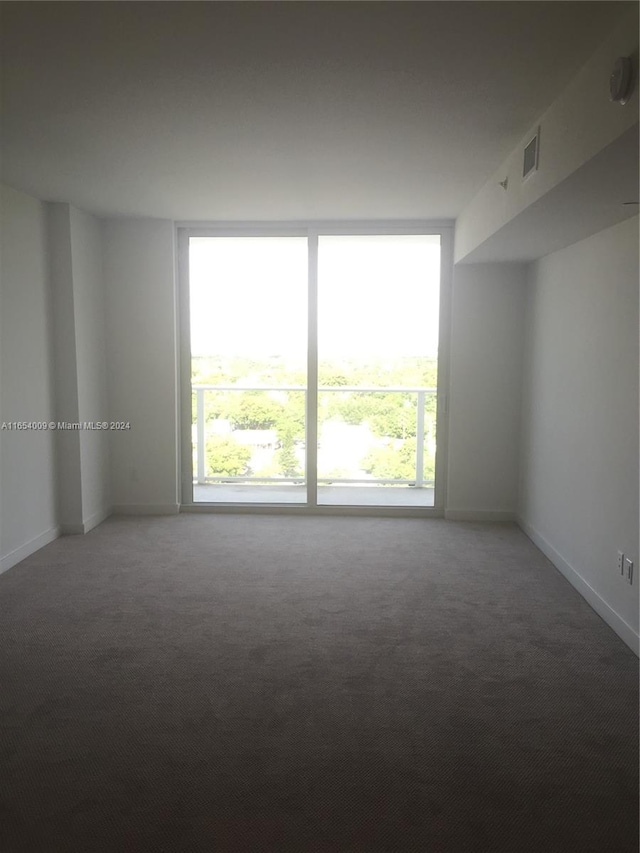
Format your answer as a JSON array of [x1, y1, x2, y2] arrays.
[[0, 2, 630, 221]]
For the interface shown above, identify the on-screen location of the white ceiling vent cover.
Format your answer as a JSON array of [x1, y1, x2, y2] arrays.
[[522, 127, 540, 181]]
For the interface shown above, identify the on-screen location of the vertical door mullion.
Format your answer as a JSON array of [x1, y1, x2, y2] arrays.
[[306, 232, 319, 506], [178, 229, 194, 505], [434, 227, 452, 511]]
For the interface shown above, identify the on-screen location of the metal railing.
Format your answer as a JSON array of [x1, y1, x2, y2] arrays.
[[192, 385, 437, 488]]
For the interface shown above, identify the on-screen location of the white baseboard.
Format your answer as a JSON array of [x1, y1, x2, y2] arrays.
[[0, 526, 61, 575], [112, 503, 180, 516], [517, 516, 639, 656], [60, 523, 85, 535], [60, 506, 112, 536], [445, 509, 515, 522], [82, 506, 112, 533]]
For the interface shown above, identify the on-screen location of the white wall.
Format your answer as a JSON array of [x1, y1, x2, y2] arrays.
[[455, 7, 639, 263], [102, 218, 179, 513], [1, 188, 111, 571], [445, 263, 527, 520], [0, 185, 58, 571], [518, 216, 639, 651], [70, 206, 111, 529], [48, 203, 111, 534], [49, 203, 83, 532]]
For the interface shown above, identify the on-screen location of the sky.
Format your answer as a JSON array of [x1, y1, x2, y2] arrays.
[[189, 234, 441, 362]]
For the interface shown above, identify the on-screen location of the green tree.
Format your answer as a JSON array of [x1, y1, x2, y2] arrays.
[[223, 392, 283, 430], [206, 436, 251, 477], [327, 391, 383, 426], [278, 435, 301, 478], [362, 441, 413, 481], [319, 369, 349, 387], [368, 394, 416, 439], [273, 392, 306, 444], [363, 439, 435, 483]]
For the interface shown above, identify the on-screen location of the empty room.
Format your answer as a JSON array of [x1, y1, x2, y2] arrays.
[[0, 2, 638, 851]]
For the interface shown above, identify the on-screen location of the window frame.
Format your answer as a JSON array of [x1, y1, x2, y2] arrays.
[[176, 221, 453, 516]]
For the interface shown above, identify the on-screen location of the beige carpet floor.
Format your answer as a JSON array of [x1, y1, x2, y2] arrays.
[[1, 515, 637, 852]]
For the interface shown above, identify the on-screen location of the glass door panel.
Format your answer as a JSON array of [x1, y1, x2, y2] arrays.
[[317, 235, 440, 507], [189, 236, 308, 503]]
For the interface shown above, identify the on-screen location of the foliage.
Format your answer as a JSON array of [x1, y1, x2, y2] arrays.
[[192, 355, 438, 481], [195, 389, 306, 445], [278, 436, 301, 478], [206, 437, 251, 477], [362, 440, 435, 483], [274, 394, 305, 443], [318, 390, 421, 439], [222, 392, 282, 430], [362, 440, 416, 481], [319, 369, 349, 387], [192, 355, 438, 392]]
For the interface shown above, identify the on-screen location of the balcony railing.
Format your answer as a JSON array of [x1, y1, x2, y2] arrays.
[[192, 385, 437, 489]]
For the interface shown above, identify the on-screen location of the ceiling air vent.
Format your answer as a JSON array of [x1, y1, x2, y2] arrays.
[[522, 127, 540, 181]]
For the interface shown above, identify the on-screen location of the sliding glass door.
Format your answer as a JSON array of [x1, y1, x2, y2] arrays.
[[182, 228, 446, 509], [317, 235, 440, 507], [188, 236, 308, 503]]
